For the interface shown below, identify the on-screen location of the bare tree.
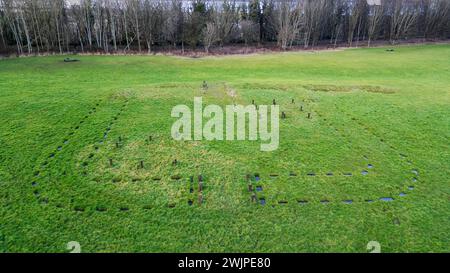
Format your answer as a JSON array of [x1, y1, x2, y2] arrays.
[[275, 0, 303, 50], [389, 0, 419, 44], [367, 0, 384, 47], [423, 0, 450, 39], [2, 0, 23, 54], [107, 0, 118, 51], [0, 8, 6, 50], [163, 0, 184, 49], [348, 0, 367, 47], [213, 0, 238, 47], [304, 0, 328, 48], [50, 0, 66, 54], [0, 0, 446, 55], [329, 0, 346, 48], [129, 0, 142, 52], [240, 19, 259, 46], [203, 21, 217, 53]]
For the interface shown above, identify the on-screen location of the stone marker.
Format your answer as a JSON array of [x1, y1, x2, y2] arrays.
[[251, 193, 257, 203]]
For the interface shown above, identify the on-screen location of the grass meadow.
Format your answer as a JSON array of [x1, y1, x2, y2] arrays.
[[0, 44, 449, 252]]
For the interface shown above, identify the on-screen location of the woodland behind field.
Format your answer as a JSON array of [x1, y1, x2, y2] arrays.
[[0, 0, 449, 55]]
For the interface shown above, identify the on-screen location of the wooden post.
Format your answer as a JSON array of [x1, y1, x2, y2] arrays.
[[273, 99, 276, 105], [308, 113, 311, 119], [140, 160, 144, 169], [198, 193, 203, 205], [109, 159, 113, 167], [199, 182, 204, 192], [282, 112, 286, 119]]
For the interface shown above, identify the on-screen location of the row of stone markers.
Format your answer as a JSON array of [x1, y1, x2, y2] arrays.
[[248, 96, 420, 207], [30, 100, 103, 206]]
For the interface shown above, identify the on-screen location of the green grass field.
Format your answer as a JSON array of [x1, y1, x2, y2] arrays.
[[0, 44, 449, 253]]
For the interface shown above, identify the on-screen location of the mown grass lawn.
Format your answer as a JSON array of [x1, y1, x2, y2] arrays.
[[0, 44, 449, 252]]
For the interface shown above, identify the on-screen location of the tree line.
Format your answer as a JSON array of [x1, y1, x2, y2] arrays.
[[0, 0, 449, 55]]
